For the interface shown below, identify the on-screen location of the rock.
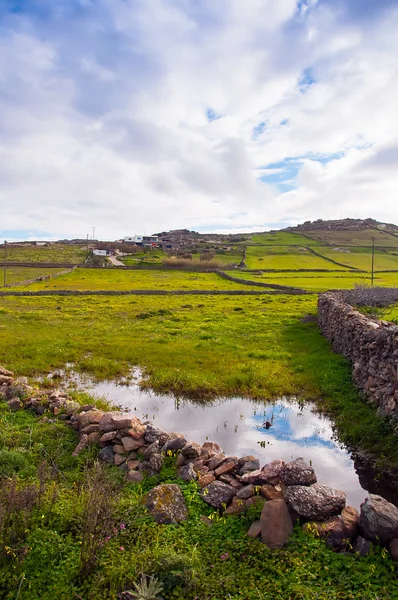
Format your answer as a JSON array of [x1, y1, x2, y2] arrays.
[[245, 496, 266, 511], [113, 444, 126, 454], [99, 412, 139, 433], [240, 459, 260, 474], [359, 494, 398, 544], [175, 453, 186, 467], [72, 434, 89, 457], [144, 441, 160, 458], [304, 516, 344, 546], [207, 453, 226, 471], [202, 441, 223, 455], [238, 455, 258, 467], [0, 365, 14, 377], [148, 453, 164, 473], [178, 463, 197, 481], [354, 535, 371, 557], [7, 397, 22, 411], [127, 423, 147, 439], [114, 454, 126, 466], [247, 520, 262, 539], [121, 436, 145, 452], [236, 484, 255, 499], [144, 424, 171, 446], [81, 424, 100, 435], [280, 458, 317, 486], [127, 459, 140, 470], [181, 442, 202, 459], [260, 483, 284, 501], [98, 445, 115, 465], [390, 538, 398, 561], [285, 483, 346, 520], [224, 496, 247, 515], [145, 484, 188, 524], [199, 481, 236, 509], [163, 437, 187, 452], [341, 506, 359, 538], [36, 405, 46, 415], [87, 432, 101, 444], [100, 431, 117, 443], [126, 470, 144, 483], [260, 499, 293, 548], [261, 460, 285, 485], [65, 401, 81, 415], [0, 375, 13, 385], [197, 474, 216, 489], [78, 409, 104, 427], [215, 460, 238, 477], [219, 474, 242, 489]]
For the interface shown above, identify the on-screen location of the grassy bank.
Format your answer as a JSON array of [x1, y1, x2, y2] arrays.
[[2, 267, 68, 286], [1, 293, 398, 467], [0, 402, 396, 600]]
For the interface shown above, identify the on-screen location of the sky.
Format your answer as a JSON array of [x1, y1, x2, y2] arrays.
[[1, 0, 398, 241]]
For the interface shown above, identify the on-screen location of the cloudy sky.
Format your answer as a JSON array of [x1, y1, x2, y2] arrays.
[[1, 0, 398, 241]]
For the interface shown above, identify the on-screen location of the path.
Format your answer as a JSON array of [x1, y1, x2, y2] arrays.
[[108, 254, 125, 266]]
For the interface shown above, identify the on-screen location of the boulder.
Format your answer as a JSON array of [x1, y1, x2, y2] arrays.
[[163, 437, 187, 452], [285, 483, 346, 520], [341, 506, 359, 538], [260, 483, 284, 501], [261, 460, 285, 485], [260, 499, 293, 548], [99, 412, 139, 433], [178, 463, 197, 481], [237, 485, 255, 500], [359, 494, 398, 544], [280, 458, 317, 486], [144, 424, 171, 446], [145, 484, 188, 524], [200, 481, 236, 509]]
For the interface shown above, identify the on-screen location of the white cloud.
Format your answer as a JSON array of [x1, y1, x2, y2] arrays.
[[0, 0, 398, 239]]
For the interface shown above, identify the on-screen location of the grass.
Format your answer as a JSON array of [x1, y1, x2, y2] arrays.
[[249, 232, 323, 245], [120, 249, 167, 265], [2, 267, 68, 286], [15, 268, 263, 291], [245, 246, 347, 270], [319, 249, 398, 272], [301, 228, 398, 247], [1, 244, 89, 264], [227, 271, 398, 292], [1, 293, 398, 467], [0, 404, 396, 600]]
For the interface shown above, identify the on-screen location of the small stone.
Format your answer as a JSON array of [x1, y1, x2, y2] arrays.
[[247, 520, 262, 538], [181, 442, 202, 459], [144, 441, 160, 458], [126, 470, 144, 483], [36, 405, 46, 415], [215, 460, 238, 477], [280, 458, 317, 486], [148, 453, 164, 473], [202, 441, 223, 455], [260, 499, 293, 548], [219, 474, 242, 489], [98, 445, 114, 465], [127, 459, 140, 470], [199, 481, 236, 509], [237, 485, 255, 499], [53, 407, 60, 416], [145, 484, 188, 524], [207, 453, 226, 471], [354, 535, 371, 557], [65, 401, 81, 415], [113, 444, 126, 454], [72, 434, 89, 457], [81, 424, 100, 435], [99, 412, 139, 433], [114, 454, 126, 466], [224, 496, 247, 515], [87, 432, 101, 444], [121, 436, 145, 452], [197, 474, 215, 488], [240, 459, 260, 474], [144, 424, 171, 446], [7, 397, 22, 412], [341, 506, 359, 538], [100, 431, 117, 443], [163, 437, 187, 452], [245, 496, 266, 511], [127, 423, 147, 439], [359, 494, 398, 544], [178, 463, 197, 481], [390, 538, 398, 561], [0, 365, 14, 377], [260, 483, 284, 501]]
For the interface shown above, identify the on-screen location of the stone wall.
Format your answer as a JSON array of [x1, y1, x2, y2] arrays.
[[4, 267, 75, 288], [318, 291, 398, 422]]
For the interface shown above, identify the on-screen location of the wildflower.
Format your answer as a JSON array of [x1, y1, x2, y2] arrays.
[[119, 523, 126, 530], [113, 527, 118, 535], [105, 536, 111, 544], [119, 546, 125, 551], [220, 553, 229, 561]]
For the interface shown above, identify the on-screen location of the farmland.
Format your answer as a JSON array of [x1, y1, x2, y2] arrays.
[[316, 247, 398, 272], [298, 227, 398, 247], [1, 243, 89, 264], [244, 245, 350, 270], [3, 266, 69, 285]]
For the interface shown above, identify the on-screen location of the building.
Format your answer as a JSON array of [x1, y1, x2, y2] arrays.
[[92, 249, 111, 256], [123, 235, 158, 247]]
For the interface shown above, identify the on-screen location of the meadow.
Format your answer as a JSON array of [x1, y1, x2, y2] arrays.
[[245, 245, 349, 270], [250, 232, 323, 245], [316, 248, 398, 272], [1, 244, 89, 264], [2, 266, 68, 286], [14, 268, 264, 292], [300, 228, 398, 247]]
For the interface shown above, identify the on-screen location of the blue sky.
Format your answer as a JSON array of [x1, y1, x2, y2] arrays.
[[1, 0, 398, 240]]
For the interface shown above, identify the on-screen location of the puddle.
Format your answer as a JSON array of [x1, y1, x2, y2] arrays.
[[51, 368, 371, 509]]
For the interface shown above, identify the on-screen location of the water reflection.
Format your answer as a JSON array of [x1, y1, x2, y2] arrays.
[[59, 371, 368, 509]]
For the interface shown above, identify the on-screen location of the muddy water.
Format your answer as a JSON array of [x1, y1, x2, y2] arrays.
[[57, 369, 369, 509]]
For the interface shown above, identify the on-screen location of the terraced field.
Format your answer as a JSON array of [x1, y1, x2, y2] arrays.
[[245, 245, 348, 270], [316, 248, 398, 272]]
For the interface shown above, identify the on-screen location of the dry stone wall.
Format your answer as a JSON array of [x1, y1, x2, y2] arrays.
[[318, 291, 398, 422]]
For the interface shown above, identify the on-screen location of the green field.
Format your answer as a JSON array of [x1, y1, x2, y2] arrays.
[[1, 243, 88, 264], [250, 232, 323, 245], [16, 268, 265, 292], [120, 248, 167, 265], [317, 248, 398, 272], [228, 270, 398, 291], [301, 228, 398, 247], [2, 266, 68, 286], [245, 245, 347, 270]]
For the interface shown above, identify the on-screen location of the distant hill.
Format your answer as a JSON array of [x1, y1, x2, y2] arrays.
[[285, 217, 398, 233]]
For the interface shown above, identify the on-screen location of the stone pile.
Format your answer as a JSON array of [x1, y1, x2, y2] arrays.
[[318, 292, 398, 423], [2, 365, 398, 559]]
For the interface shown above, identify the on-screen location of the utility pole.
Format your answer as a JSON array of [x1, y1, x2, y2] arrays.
[[3, 240, 7, 287], [371, 237, 375, 287]]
